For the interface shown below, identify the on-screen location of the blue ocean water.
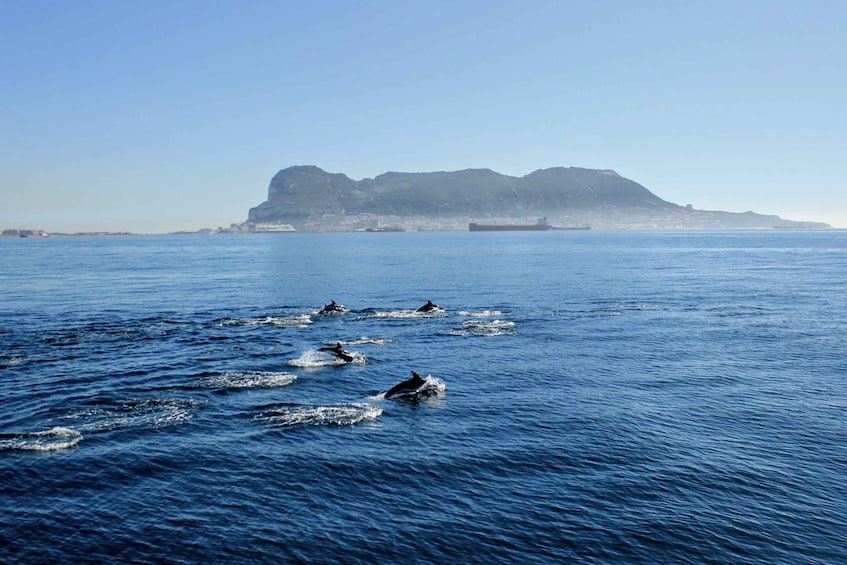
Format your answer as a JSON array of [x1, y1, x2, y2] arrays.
[[1, 230, 845, 564]]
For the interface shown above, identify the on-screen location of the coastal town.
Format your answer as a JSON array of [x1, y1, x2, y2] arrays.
[[2, 208, 830, 238]]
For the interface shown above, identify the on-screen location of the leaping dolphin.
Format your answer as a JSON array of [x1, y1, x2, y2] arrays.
[[416, 300, 440, 313], [318, 342, 354, 363], [319, 300, 346, 315], [384, 371, 428, 399]]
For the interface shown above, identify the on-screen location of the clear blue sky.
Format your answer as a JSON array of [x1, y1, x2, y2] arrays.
[[2, 0, 845, 232]]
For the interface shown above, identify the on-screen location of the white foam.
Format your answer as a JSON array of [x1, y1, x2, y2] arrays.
[[422, 376, 447, 393], [0, 426, 83, 451]]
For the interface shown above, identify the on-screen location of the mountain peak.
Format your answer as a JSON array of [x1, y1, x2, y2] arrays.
[[249, 165, 675, 226]]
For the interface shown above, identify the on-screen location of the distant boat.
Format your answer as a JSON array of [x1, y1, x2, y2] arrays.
[[469, 218, 552, 231], [552, 225, 591, 231]]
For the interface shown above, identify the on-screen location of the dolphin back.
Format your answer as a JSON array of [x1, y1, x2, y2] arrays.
[[384, 371, 436, 400]]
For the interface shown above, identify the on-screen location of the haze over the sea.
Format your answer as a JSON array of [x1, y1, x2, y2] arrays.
[[2, 1, 845, 232]]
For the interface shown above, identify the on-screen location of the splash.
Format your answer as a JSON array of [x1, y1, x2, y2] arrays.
[[255, 403, 382, 427], [288, 350, 366, 367], [0, 427, 83, 451]]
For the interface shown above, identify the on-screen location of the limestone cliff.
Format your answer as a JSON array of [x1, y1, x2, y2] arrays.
[[248, 165, 675, 223]]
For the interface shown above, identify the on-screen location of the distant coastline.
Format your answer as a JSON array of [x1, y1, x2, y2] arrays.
[[1, 229, 135, 237], [3, 164, 836, 235], [4, 225, 840, 237], [245, 165, 833, 232]]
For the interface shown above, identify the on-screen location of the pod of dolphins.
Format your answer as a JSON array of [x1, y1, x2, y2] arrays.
[[316, 300, 443, 401]]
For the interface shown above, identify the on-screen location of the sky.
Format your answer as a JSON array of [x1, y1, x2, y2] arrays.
[[2, 0, 845, 232]]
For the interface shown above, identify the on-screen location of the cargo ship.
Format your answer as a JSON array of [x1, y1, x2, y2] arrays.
[[469, 218, 552, 231], [365, 225, 405, 232]]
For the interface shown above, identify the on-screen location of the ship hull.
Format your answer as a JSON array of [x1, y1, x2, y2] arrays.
[[469, 223, 552, 231]]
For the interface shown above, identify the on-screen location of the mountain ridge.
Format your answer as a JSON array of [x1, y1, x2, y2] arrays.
[[246, 165, 829, 230]]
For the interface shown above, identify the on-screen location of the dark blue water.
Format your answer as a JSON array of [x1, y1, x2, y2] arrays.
[[2, 231, 845, 564]]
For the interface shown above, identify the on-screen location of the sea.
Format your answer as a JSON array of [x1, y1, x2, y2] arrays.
[[1, 230, 845, 564]]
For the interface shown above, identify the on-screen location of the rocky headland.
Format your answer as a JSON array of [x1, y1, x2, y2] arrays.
[[244, 165, 830, 231]]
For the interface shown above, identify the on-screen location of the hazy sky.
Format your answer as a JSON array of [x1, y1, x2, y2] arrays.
[[2, 0, 845, 232]]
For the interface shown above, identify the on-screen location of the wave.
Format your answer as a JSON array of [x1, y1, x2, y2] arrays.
[[448, 320, 516, 337], [707, 305, 771, 317], [193, 371, 297, 389], [288, 350, 366, 367], [0, 426, 83, 451], [575, 301, 669, 318], [254, 402, 382, 427], [40, 318, 189, 348]]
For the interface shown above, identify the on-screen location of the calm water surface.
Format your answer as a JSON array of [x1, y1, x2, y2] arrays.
[[1, 231, 845, 563]]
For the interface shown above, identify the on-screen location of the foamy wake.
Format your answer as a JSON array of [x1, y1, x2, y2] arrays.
[[458, 310, 505, 317], [288, 350, 366, 367], [255, 403, 382, 427], [219, 315, 312, 328], [0, 427, 83, 451], [449, 319, 516, 337], [66, 398, 198, 433], [0, 354, 29, 368], [370, 309, 445, 319], [343, 336, 394, 346], [195, 371, 297, 389]]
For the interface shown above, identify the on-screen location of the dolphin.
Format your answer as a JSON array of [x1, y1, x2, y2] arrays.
[[318, 342, 354, 363], [416, 300, 440, 313], [319, 300, 346, 315], [384, 371, 428, 400]]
